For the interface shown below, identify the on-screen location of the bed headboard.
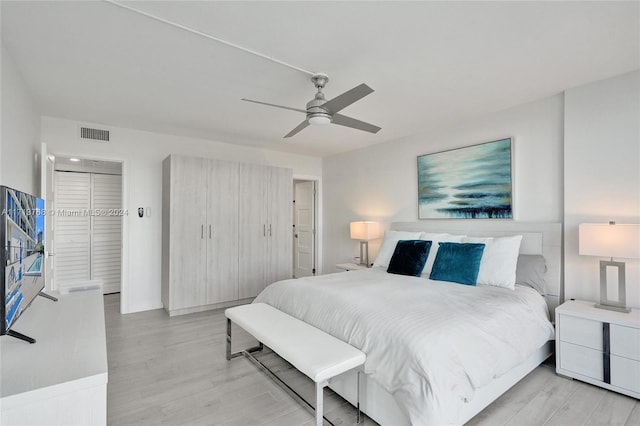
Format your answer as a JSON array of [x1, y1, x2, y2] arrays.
[[391, 221, 562, 320]]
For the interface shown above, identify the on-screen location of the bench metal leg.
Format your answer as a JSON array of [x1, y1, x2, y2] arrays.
[[226, 318, 263, 360], [315, 380, 328, 426], [357, 370, 362, 424]]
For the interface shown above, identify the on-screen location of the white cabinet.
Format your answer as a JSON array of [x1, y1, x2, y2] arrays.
[[238, 163, 293, 299], [556, 300, 640, 398], [162, 155, 292, 315], [0, 290, 108, 425]]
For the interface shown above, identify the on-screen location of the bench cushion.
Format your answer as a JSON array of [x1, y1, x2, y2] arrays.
[[226, 303, 365, 383]]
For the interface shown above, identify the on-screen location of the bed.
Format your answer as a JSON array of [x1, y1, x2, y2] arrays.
[[254, 221, 561, 425]]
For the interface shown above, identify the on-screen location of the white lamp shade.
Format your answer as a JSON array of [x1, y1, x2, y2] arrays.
[[579, 223, 640, 259], [350, 221, 381, 241]]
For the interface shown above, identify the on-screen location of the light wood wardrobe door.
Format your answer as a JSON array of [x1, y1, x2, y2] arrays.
[[267, 166, 293, 285], [238, 163, 269, 299], [168, 156, 208, 310], [206, 159, 239, 304]]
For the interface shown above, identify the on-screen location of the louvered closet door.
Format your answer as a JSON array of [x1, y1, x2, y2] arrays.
[[54, 172, 91, 286], [91, 174, 122, 294]]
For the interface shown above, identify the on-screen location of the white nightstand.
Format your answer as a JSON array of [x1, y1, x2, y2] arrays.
[[555, 300, 640, 398], [335, 262, 368, 272]]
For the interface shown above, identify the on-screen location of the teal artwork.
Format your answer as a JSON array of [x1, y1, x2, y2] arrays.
[[417, 138, 513, 219]]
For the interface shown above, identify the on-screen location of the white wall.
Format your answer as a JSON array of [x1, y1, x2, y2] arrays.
[[1, 44, 41, 195], [42, 116, 322, 313], [564, 70, 640, 308], [322, 94, 564, 271]]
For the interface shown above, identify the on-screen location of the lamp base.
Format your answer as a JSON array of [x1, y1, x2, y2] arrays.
[[594, 303, 631, 314], [359, 241, 370, 267], [597, 259, 629, 313]]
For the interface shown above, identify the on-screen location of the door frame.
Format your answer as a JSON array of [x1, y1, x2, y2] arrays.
[[44, 150, 128, 314], [292, 175, 322, 276]]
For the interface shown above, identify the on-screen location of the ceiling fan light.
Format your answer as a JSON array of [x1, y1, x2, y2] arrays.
[[308, 115, 331, 125]]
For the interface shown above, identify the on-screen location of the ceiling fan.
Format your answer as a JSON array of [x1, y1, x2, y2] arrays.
[[242, 73, 381, 138]]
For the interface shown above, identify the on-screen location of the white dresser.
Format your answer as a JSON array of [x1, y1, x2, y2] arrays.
[[555, 300, 640, 398], [0, 289, 108, 425]]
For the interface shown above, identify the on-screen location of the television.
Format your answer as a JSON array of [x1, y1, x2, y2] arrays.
[[0, 185, 46, 343]]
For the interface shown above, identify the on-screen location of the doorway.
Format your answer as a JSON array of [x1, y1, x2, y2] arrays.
[[293, 179, 317, 278], [52, 156, 123, 294]]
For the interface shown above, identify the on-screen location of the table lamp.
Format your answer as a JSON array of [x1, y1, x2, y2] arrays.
[[350, 221, 381, 267], [579, 222, 640, 313]]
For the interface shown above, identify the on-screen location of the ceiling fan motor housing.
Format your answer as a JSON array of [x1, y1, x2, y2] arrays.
[[306, 92, 332, 123]]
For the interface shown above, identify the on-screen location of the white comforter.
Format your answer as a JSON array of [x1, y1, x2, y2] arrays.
[[254, 268, 554, 425]]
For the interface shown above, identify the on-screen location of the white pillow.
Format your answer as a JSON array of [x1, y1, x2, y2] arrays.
[[420, 233, 466, 277], [373, 230, 424, 268], [462, 235, 523, 289]]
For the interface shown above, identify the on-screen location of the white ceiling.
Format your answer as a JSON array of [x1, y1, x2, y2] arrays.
[[2, 1, 639, 157]]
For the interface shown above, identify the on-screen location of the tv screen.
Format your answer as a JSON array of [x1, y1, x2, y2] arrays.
[[0, 185, 45, 338]]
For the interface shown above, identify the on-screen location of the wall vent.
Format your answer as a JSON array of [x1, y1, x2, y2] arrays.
[[80, 127, 110, 142]]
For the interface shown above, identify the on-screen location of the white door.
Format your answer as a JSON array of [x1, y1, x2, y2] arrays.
[[293, 181, 315, 278], [54, 170, 123, 294], [91, 174, 122, 294], [40, 144, 55, 291], [54, 171, 91, 288]]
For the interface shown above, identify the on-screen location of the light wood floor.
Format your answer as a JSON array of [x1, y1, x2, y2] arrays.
[[105, 294, 640, 425]]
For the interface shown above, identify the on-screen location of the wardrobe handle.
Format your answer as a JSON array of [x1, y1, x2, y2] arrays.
[[201, 224, 204, 239], [263, 224, 266, 237], [269, 224, 272, 237], [209, 225, 212, 239]]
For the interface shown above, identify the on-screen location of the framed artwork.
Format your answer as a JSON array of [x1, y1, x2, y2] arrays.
[[417, 138, 513, 219]]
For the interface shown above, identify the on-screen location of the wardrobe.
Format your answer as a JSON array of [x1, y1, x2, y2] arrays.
[[161, 155, 292, 316]]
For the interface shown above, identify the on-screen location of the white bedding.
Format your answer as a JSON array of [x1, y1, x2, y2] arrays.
[[254, 268, 555, 425]]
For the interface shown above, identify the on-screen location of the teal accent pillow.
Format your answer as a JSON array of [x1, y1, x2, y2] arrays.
[[429, 242, 486, 285], [387, 240, 432, 277]]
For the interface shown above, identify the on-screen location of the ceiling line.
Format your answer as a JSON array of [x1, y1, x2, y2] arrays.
[[103, 0, 315, 76]]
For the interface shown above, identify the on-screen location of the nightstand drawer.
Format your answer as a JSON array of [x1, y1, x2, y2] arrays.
[[559, 341, 603, 381], [611, 355, 640, 393], [559, 315, 602, 350], [610, 324, 640, 361]]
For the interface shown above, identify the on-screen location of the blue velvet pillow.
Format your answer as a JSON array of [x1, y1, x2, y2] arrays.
[[429, 242, 486, 285], [387, 240, 432, 277]]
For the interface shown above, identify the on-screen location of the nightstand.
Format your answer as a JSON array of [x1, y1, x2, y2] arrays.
[[555, 300, 640, 398], [335, 262, 368, 272]]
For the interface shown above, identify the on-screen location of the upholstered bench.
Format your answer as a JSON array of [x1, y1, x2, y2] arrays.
[[225, 303, 366, 426]]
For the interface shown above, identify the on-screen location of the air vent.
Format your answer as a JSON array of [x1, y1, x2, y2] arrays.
[[80, 127, 110, 142]]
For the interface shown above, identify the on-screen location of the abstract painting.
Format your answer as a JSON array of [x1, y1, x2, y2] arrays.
[[417, 138, 513, 219]]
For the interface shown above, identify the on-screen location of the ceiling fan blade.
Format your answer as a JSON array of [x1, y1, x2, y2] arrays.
[[321, 83, 374, 114], [241, 98, 306, 114], [284, 120, 310, 138], [332, 114, 381, 134]]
